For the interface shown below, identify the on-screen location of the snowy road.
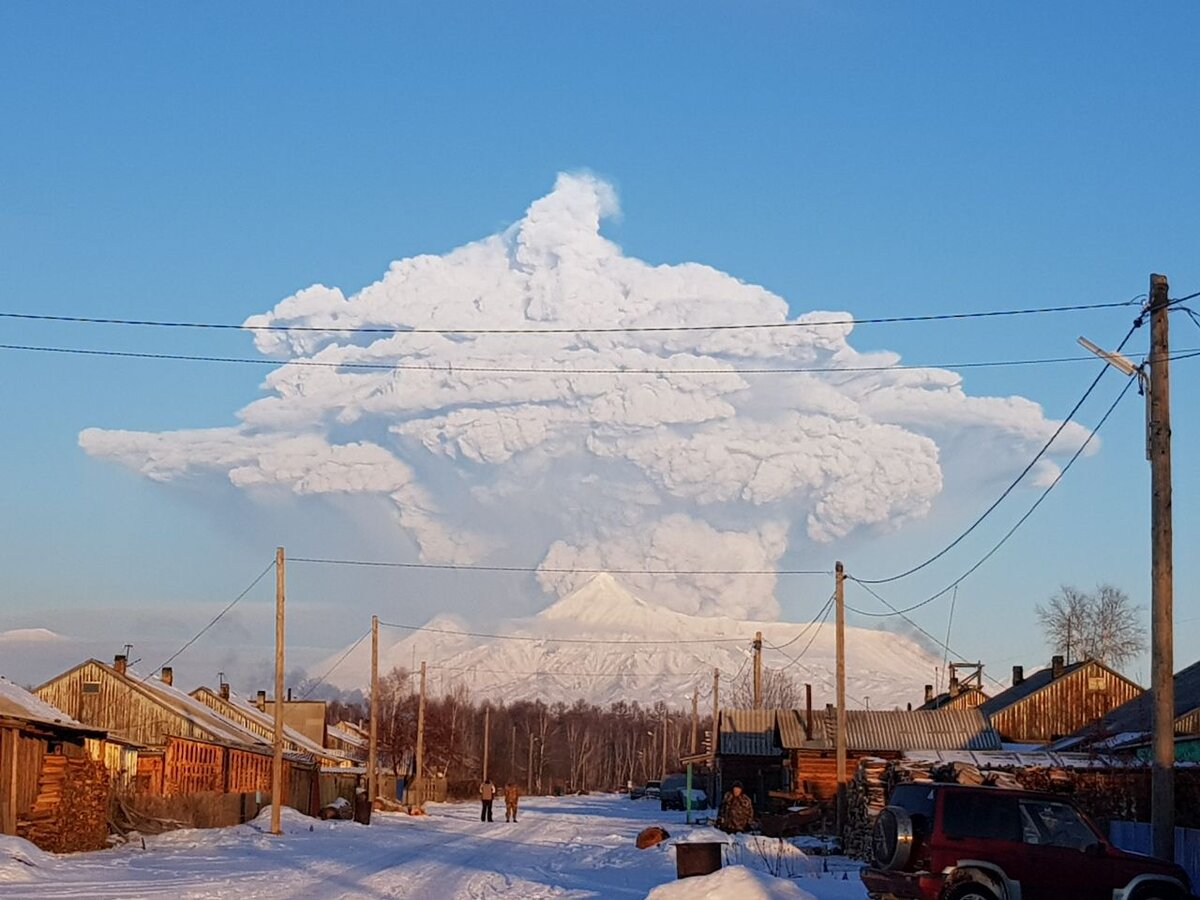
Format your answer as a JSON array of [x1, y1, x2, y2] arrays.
[[0, 795, 868, 899]]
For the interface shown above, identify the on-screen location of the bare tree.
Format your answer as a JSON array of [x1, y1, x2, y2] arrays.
[[1036, 584, 1145, 669], [730, 666, 802, 709]]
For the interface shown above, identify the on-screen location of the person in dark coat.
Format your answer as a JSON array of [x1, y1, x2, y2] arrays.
[[479, 779, 496, 822], [717, 781, 754, 833]]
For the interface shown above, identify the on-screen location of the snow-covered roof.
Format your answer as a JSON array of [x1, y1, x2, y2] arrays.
[[0, 676, 103, 734], [190, 686, 350, 764]]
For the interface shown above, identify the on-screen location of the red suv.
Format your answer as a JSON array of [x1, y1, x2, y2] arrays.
[[861, 782, 1193, 900]]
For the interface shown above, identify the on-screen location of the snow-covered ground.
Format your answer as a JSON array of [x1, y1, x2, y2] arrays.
[[0, 794, 868, 899]]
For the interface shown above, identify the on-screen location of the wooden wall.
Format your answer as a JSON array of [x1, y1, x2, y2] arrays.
[[791, 750, 901, 804], [989, 661, 1143, 743]]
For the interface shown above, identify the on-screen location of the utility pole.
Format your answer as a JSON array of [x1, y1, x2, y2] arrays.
[[690, 688, 699, 755], [710, 667, 719, 766], [525, 734, 535, 792], [660, 707, 668, 777], [1149, 273, 1175, 860], [482, 706, 491, 782], [752, 631, 763, 708], [270, 547, 285, 836], [369, 614, 379, 805], [835, 560, 847, 839], [415, 661, 427, 786]]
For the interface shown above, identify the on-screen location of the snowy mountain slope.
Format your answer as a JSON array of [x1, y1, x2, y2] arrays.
[[312, 574, 942, 710]]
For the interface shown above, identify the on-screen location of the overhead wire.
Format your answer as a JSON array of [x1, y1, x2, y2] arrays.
[[300, 630, 370, 699], [291, 556, 829, 576], [13, 341, 1200, 376], [854, 315, 1144, 586], [376, 619, 746, 645], [763, 593, 837, 649], [0, 296, 1143, 335], [846, 372, 1139, 621]]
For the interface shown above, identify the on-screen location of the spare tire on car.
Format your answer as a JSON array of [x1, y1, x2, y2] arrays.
[[872, 805, 915, 871]]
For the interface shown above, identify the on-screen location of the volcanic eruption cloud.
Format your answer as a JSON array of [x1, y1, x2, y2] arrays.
[[79, 173, 1089, 619]]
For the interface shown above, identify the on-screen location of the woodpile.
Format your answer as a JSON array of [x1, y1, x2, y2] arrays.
[[18, 755, 110, 853]]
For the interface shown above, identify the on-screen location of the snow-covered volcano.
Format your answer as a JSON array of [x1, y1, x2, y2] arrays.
[[312, 574, 941, 710]]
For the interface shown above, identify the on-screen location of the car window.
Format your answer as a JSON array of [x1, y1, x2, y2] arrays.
[[941, 791, 1021, 842], [1018, 800, 1097, 851]]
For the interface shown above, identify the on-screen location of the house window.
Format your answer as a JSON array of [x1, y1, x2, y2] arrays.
[[1086, 676, 1106, 693], [82, 681, 101, 694]]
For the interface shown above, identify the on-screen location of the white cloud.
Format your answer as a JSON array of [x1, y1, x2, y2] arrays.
[[79, 172, 1090, 617]]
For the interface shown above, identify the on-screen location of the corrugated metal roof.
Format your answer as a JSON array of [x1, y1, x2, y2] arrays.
[[718, 708, 782, 757], [777, 708, 826, 749], [833, 708, 1001, 751], [979, 661, 1090, 716]]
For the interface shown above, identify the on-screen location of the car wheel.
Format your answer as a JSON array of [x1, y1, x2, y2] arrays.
[[945, 885, 998, 900], [1131, 886, 1184, 900]]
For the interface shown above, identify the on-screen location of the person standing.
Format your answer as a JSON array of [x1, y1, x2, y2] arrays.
[[717, 781, 754, 833], [479, 778, 496, 822], [503, 781, 520, 822]]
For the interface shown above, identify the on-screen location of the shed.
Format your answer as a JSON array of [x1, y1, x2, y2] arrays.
[[714, 708, 786, 810], [979, 656, 1143, 744], [0, 676, 109, 852], [781, 707, 1001, 805]]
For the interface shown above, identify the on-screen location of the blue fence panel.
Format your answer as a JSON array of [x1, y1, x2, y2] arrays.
[[1109, 820, 1200, 889]]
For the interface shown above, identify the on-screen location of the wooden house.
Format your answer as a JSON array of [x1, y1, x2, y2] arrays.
[[0, 676, 109, 852], [1051, 658, 1200, 752], [190, 685, 353, 769], [35, 656, 318, 813], [327, 722, 368, 762], [979, 655, 1143, 745]]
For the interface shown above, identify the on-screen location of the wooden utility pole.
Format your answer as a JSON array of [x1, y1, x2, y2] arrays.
[[835, 561, 847, 838], [660, 707, 668, 776], [752, 631, 763, 708], [1149, 273, 1175, 860], [527, 732, 534, 794], [690, 688, 699, 755], [710, 668, 719, 767], [270, 547, 285, 836], [369, 615, 379, 804], [482, 706, 491, 782], [415, 661, 427, 784]]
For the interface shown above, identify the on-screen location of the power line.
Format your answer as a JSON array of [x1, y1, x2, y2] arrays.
[[763, 593, 836, 650], [153, 560, 277, 674], [847, 373, 1138, 620], [855, 316, 1144, 586], [376, 619, 747, 645], [0, 296, 1143, 335], [300, 630, 370, 699], [772, 596, 837, 673], [12, 340, 1196, 376], [846, 580, 1007, 691], [291, 556, 829, 576], [429, 664, 711, 679]]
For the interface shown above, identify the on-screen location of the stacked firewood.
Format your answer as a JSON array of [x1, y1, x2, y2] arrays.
[[19, 756, 110, 853]]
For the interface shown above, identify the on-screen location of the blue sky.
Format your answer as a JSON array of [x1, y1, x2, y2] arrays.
[[0, 3, 1198, 693]]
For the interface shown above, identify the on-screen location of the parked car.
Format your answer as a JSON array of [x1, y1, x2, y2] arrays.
[[862, 782, 1193, 900], [659, 773, 707, 811], [643, 779, 661, 800]]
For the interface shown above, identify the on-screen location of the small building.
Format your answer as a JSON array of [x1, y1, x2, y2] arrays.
[[715, 705, 1000, 811], [979, 655, 1143, 745], [1050, 658, 1200, 753], [0, 676, 109, 852], [327, 722, 369, 762], [917, 662, 989, 711]]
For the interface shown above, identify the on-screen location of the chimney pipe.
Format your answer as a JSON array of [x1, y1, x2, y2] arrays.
[[287, 687, 292, 702], [160, 667, 173, 687], [1012, 665, 1024, 686], [114, 654, 127, 676], [219, 683, 230, 701], [805, 683, 813, 740], [924, 684, 934, 704], [949, 676, 961, 698], [256, 690, 267, 710], [1051, 655, 1065, 679]]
